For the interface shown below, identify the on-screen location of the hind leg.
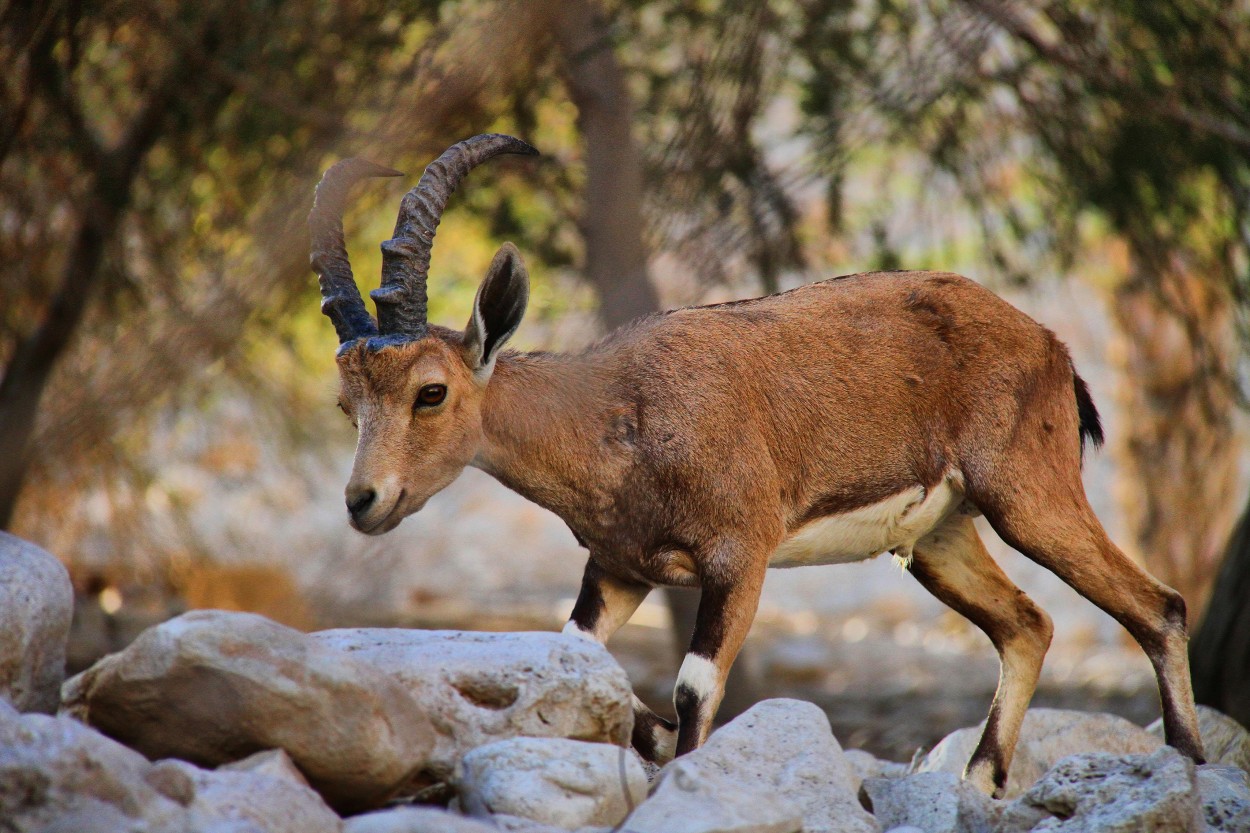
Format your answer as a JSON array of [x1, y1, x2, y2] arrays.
[[977, 475, 1206, 763], [910, 514, 1053, 796]]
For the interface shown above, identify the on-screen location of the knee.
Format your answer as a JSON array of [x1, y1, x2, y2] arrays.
[[1027, 599, 1054, 650], [1005, 593, 1053, 655], [1161, 587, 1188, 632], [1134, 585, 1189, 655]]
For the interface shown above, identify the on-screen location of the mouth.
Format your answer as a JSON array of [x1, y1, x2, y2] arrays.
[[352, 489, 408, 535]]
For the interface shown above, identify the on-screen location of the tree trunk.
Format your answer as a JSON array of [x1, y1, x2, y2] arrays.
[[550, 0, 662, 330], [1107, 258, 1241, 613], [549, 0, 758, 718], [0, 197, 113, 528], [0, 9, 222, 528], [1190, 495, 1250, 728]]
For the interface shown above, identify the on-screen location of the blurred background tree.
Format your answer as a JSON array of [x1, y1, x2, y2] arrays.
[[4, 0, 1249, 729]]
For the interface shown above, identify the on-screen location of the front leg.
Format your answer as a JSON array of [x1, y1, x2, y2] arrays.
[[562, 558, 649, 643], [674, 550, 768, 756], [561, 559, 679, 762]]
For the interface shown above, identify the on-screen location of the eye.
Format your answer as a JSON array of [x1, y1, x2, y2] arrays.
[[336, 399, 358, 427], [415, 384, 447, 408]]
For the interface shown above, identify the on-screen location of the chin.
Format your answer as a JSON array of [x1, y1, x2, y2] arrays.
[[350, 495, 430, 536]]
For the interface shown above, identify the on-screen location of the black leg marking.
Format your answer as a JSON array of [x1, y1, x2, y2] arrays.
[[568, 565, 606, 634], [631, 706, 677, 763]]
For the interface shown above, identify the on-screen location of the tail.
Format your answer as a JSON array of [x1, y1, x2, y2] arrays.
[[1072, 369, 1104, 458]]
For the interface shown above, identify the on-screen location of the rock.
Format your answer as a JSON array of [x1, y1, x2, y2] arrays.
[[0, 699, 341, 833], [220, 748, 313, 788], [311, 629, 633, 788], [491, 815, 581, 833], [861, 771, 998, 833], [1147, 705, 1250, 773], [0, 531, 73, 713], [1197, 764, 1250, 832], [918, 708, 1163, 798], [457, 737, 647, 829], [61, 610, 435, 813], [844, 748, 909, 793], [1000, 746, 1205, 832], [0, 700, 193, 832], [621, 699, 879, 833], [344, 807, 497, 833], [153, 759, 341, 833]]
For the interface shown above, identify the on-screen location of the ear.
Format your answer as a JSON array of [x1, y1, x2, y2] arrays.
[[463, 243, 529, 373]]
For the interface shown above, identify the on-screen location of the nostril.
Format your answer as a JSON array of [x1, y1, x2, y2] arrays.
[[347, 489, 376, 516]]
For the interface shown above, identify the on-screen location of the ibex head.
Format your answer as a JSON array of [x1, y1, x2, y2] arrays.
[[309, 134, 538, 533]]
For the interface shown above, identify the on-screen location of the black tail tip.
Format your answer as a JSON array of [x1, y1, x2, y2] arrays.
[[1073, 371, 1104, 455]]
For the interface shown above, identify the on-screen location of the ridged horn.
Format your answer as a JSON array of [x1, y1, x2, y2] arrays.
[[373, 134, 539, 336], [309, 158, 402, 345]]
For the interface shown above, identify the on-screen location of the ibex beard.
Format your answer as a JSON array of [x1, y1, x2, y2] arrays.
[[310, 134, 1206, 797]]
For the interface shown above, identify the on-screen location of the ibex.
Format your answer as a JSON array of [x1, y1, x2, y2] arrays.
[[309, 134, 1205, 796]]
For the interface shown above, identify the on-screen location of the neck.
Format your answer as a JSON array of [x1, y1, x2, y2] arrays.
[[473, 349, 617, 518]]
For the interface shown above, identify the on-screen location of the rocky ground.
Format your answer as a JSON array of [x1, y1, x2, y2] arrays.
[[7, 530, 1250, 832]]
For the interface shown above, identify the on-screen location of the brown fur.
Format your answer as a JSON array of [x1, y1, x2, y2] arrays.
[[333, 266, 1206, 791]]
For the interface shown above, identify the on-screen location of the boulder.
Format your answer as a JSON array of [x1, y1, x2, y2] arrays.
[[860, 771, 998, 833], [621, 699, 879, 833], [155, 758, 342, 833], [0, 700, 192, 832], [311, 629, 633, 787], [999, 746, 1205, 832], [343, 808, 573, 833], [457, 737, 647, 829], [918, 708, 1162, 798], [1147, 705, 1250, 773], [0, 531, 73, 714], [1197, 764, 1250, 833], [844, 748, 909, 793], [219, 748, 313, 788], [61, 610, 435, 813], [344, 807, 497, 833], [490, 815, 586, 833]]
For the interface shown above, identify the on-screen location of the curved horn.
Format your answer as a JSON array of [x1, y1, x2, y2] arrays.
[[309, 158, 402, 345], [373, 134, 539, 336]]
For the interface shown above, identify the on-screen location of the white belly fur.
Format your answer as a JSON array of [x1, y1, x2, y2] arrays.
[[770, 473, 965, 568]]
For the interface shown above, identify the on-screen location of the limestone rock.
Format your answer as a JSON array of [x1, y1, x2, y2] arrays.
[[491, 815, 583, 833], [844, 748, 909, 793], [1147, 705, 1250, 773], [61, 610, 435, 813], [153, 758, 341, 833], [1197, 764, 1250, 833], [344, 807, 497, 833], [1000, 746, 1205, 833], [457, 737, 647, 829], [0, 700, 192, 832], [0, 531, 73, 714], [220, 748, 313, 788], [311, 629, 633, 787], [918, 708, 1163, 798], [861, 771, 998, 833], [622, 699, 879, 833]]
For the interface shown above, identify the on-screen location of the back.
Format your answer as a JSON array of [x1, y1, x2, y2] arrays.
[[597, 270, 1072, 528]]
